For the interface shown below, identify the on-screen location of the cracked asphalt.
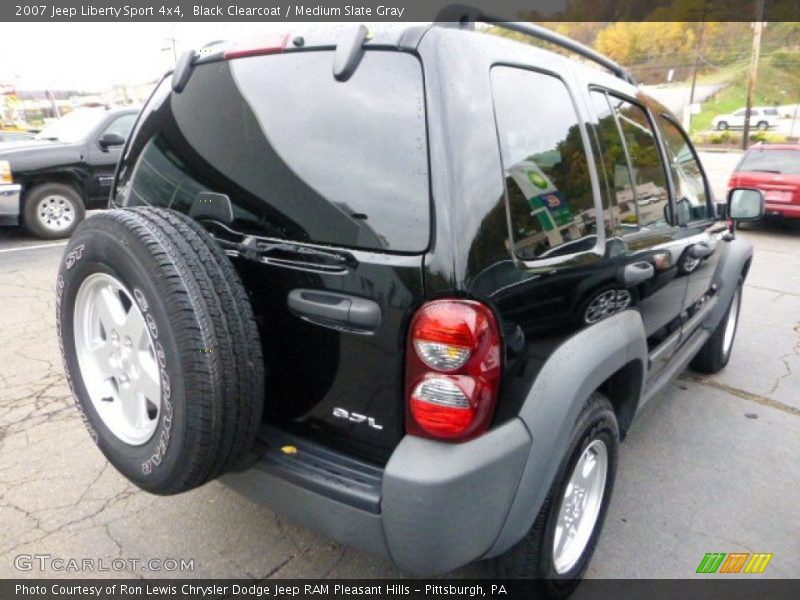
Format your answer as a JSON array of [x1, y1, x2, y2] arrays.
[[0, 152, 798, 580]]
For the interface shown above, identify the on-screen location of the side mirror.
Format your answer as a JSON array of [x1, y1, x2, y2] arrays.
[[98, 132, 125, 150], [727, 188, 765, 221]]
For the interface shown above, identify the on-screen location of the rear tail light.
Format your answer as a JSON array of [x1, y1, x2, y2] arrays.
[[405, 299, 502, 441]]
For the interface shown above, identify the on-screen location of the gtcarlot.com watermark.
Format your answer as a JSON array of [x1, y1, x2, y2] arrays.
[[14, 553, 194, 573]]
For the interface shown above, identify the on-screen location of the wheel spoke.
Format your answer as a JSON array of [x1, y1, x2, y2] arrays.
[[91, 343, 115, 378], [121, 304, 147, 348], [95, 285, 126, 332], [553, 523, 568, 557], [138, 362, 161, 405], [119, 385, 147, 430], [577, 453, 597, 487]]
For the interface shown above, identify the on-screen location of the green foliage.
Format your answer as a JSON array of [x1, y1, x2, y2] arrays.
[[692, 130, 790, 146]]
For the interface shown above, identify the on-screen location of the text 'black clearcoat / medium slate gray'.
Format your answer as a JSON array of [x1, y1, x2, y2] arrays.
[[56, 17, 761, 594]]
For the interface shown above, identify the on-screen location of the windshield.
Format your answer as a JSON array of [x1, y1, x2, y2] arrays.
[[737, 149, 800, 175], [35, 110, 107, 142]]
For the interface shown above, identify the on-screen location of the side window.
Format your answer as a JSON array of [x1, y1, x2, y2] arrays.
[[589, 91, 637, 235], [102, 114, 136, 139], [491, 67, 601, 260], [657, 116, 711, 223], [125, 136, 207, 211], [608, 95, 672, 230]]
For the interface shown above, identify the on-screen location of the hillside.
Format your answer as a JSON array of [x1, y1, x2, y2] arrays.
[[691, 50, 800, 134]]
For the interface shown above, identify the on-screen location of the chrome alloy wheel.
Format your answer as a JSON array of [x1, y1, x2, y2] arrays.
[[584, 289, 631, 324], [73, 273, 161, 445], [37, 194, 76, 232], [722, 287, 741, 358], [553, 439, 608, 575]]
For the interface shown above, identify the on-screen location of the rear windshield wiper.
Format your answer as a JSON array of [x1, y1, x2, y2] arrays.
[[201, 219, 358, 274]]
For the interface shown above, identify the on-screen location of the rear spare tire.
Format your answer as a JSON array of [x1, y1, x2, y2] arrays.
[[56, 208, 264, 494]]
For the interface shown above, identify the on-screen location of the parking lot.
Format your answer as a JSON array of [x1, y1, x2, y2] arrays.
[[0, 151, 798, 580]]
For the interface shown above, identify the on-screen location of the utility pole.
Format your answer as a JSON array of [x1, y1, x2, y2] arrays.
[[742, 0, 765, 150], [688, 1, 708, 109], [686, 19, 706, 132]]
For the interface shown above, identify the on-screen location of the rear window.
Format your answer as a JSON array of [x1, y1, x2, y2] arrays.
[[737, 149, 800, 175], [117, 50, 429, 253]]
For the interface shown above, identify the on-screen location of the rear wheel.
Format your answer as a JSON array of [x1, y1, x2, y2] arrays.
[[487, 393, 618, 597], [756, 121, 768, 131], [57, 208, 264, 494], [691, 281, 742, 374], [716, 121, 728, 131], [23, 183, 85, 239]]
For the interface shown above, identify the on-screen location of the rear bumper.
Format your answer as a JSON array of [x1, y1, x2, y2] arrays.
[[221, 418, 531, 574], [0, 183, 21, 226], [765, 202, 800, 219]]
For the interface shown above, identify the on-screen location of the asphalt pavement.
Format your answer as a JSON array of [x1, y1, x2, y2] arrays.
[[0, 152, 798, 579]]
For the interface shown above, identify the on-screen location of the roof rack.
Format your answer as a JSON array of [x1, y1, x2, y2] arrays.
[[433, 4, 637, 86]]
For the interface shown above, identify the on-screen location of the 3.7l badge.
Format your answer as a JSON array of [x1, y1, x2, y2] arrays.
[[332, 408, 383, 430]]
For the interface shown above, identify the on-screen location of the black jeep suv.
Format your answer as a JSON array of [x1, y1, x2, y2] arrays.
[[56, 19, 764, 593]]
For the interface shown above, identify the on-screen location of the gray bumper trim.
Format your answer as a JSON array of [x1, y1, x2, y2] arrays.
[[222, 417, 531, 575], [382, 418, 531, 573]]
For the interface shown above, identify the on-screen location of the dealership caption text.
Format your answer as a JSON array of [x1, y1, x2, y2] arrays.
[[16, 584, 506, 597], [14, 3, 406, 18]]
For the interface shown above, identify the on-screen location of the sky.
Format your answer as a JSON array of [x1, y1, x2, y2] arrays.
[[0, 22, 302, 91]]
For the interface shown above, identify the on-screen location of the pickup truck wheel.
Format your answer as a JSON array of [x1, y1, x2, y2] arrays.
[[690, 281, 742, 374], [23, 183, 85, 239], [487, 393, 618, 596], [56, 208, 264, 494]]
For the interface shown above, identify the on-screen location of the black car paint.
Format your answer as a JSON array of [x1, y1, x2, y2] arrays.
[[112, 27, 726, 465], [0, 108, 138, 218], [418, 29, 725, 425]]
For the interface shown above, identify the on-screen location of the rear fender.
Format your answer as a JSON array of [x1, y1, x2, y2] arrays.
[[487, 309, 647, 557]]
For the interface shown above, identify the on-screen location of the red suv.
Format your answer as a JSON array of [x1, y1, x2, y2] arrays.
[[729, 144, 800, 219]]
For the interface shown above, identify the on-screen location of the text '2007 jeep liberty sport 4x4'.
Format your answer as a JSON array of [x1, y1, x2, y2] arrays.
[[56, 14, 765, 594]]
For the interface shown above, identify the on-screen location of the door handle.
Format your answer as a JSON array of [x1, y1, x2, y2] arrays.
[[689, 242, 713, 259], [287, 289, 381, 333], [623, 262, 655, 286]]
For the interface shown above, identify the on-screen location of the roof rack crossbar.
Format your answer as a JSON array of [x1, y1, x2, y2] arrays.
[[433, 4, 637, 85]]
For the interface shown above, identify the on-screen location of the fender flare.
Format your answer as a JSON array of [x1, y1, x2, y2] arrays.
[[704, 236, 753, 332], [487, 309, 648, 557]]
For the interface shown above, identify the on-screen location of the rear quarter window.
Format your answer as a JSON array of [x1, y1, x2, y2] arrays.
[[116, 50, 430, 253], [490, 66, 602, 261]]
